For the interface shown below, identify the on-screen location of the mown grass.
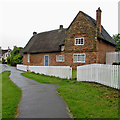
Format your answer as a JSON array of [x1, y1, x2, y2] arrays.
[[22, 72, 119, 118], [1, 71, 22, 118]]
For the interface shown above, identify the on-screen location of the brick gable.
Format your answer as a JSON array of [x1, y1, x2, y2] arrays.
[[65, 12, 97, 53]]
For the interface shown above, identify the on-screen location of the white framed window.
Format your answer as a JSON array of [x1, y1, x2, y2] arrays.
[[61, 46, 65, 51], [75, 38, 84, 45], [73, 54, 85, 63], [27, 54, 30, 63], [56, 55, 64, 62]]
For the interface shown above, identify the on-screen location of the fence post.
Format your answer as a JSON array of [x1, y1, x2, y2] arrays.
[[118, 65, 120, 89]]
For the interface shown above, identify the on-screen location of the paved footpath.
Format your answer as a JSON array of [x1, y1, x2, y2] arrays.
[[2, 65, 70, 118]]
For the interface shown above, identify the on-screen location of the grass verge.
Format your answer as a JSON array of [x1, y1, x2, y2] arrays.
[[1, 71, 22, 118], [22, 72, 119, 118]]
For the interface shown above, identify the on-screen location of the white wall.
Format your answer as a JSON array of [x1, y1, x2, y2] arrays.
[[17, 64, 72, 79], [106, 52, 120, 64], [77, 64, 119, 89], [16, 64, 28, 72]]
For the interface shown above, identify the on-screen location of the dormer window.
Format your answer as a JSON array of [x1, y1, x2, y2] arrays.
[[61, 45, 65, 51], [75, 38, 84, 45]]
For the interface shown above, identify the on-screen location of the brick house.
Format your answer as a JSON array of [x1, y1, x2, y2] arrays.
[[23, 8, 116, 69]]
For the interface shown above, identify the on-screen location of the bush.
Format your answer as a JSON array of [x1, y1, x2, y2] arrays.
[[2, 58, 5, 64], [7, 57, 11, 64], [112, 62, 120, 65]]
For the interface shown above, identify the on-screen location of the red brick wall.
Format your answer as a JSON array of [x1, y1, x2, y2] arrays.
[[23, 51, 98, 70], [96, 39, 115, 64], [23, 52, 66, 66], [65, 12, 97, 53]]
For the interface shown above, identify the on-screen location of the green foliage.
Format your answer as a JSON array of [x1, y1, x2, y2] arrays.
[[2, 58, 5, 64], [113, 34, 120, 51], [22, 72, 119, 118], [8, 46, 23, 66], [7, 57, 10, 64], [13, 54, 23, 64], [112, 62, 120, 65]]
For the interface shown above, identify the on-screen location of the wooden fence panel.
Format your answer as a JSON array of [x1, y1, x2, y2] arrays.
[[77, 64, 119, 89]]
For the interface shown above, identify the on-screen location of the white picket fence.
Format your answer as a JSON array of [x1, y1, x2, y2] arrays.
[[17, 64, 72, 79], [106, 52, 120, 64], [77, 64, 120, 89]]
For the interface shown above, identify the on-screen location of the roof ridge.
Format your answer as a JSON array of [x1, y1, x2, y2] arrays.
[[37, 28, 66, 35]]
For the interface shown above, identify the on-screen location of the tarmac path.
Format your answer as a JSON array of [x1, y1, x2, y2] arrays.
[[2, 64, 70, 118]]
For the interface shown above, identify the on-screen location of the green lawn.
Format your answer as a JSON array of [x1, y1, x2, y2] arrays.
[[1, 71, 22, 118], [22, 72, 119, 118]]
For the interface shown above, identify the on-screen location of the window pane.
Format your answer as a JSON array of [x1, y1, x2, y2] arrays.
[[75, 38, 84, 45], [81, 38, 83, 44], [73, 55, 77, 62], [56, 55, 64, 62], [62, 55, 64, 61], [78, 39, 80, 44], [78, 55, 81, 61], [76, 39, 78, 44], [59, 55, 62, 60]]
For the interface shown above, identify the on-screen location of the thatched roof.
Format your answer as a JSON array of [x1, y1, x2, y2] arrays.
[[23, 11, 116, 54], [23, 29, 66, 53]]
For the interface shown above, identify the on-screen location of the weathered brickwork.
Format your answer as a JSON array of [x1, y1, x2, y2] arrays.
[[23, 52, 98, 70], [65, 12, 97, 53], [96, 39, 115, 64]]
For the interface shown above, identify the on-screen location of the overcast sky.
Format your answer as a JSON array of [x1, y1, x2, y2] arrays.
[[0, 0, 119, 49]]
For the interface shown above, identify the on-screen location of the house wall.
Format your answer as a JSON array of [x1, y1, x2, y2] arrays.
[[65, 12, 97, 53], [23, 51, 98, 70], [96, 39, 115, 64]]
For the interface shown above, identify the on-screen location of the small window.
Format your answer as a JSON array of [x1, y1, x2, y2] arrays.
[[27, 54, 30, 63], [61, 46, 65, 51], [75, 38, 84, 45], [73, 54, 85, 63], [56, 55, 64, 62]]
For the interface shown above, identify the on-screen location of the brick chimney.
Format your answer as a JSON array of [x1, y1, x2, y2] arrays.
[[96, 7, 102, 33], [33, 32, 37, 36], [59, 25, 63, 30]]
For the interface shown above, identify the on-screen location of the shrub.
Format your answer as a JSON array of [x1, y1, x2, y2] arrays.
[[7, 57, 11, 64], [112, 62, 120, 65], [2, 58, 5, 64]]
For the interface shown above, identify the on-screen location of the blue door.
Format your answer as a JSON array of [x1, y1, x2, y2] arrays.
[[45, 55, 49, 66]]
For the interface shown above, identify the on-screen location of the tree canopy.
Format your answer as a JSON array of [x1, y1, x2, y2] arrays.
[[113, 34, 120, 51], [7, 46, 23, 66]]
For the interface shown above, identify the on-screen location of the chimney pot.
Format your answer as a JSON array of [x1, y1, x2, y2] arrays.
[[59, 25, 63, 30], [33, 32, 37, 36], [96, 7, 102, 33]]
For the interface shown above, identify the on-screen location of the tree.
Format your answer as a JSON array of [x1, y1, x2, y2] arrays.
[[8, 46, 23, 66], [113, 34, 120, 51], [13, 54, 23, 64], [7, 57, 10, 64]]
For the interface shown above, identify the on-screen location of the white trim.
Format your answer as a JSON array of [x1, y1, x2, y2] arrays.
[[44, 55, 49, 66], [56, 55, 64, 62], [75, 37, 84, 45], [73, 53, 85, 63]]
